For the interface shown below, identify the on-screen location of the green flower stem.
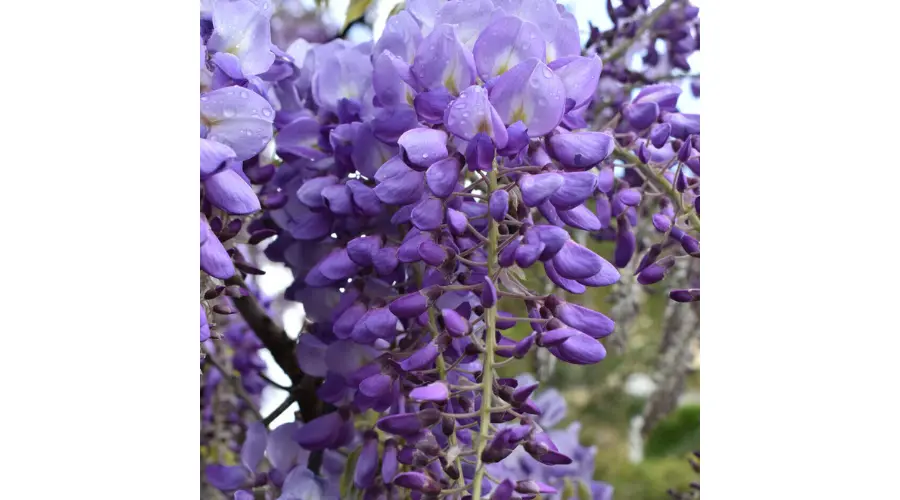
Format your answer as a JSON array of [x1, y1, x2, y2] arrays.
[[470, 168, 500, 499]]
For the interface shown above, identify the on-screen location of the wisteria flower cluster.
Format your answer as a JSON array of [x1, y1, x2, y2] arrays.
[[200, 0, 700, 498]]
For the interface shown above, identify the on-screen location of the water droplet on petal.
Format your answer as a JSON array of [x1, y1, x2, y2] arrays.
[[240, 90, 249, 98], [200, 96, 208, 102], [422, 153, 429, 159], [542, 67, 553, 79], [262, 108, 272, 117], [223, 107, 236, 118]]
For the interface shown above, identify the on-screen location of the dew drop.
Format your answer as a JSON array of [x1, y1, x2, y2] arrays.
[[262, 108, 272, 117], [542, 67, 553, 79], [223, 107, 236, 118], [200, 96, 208, 102], [422, 153, 429, 159]]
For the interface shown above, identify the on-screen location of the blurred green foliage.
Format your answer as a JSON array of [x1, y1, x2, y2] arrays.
[[497, 237, 699, 499]]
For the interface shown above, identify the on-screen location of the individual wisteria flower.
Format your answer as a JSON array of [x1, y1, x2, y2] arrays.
[[201, 0, 700, 497]]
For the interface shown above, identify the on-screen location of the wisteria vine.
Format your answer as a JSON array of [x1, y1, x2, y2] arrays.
[[200, 0, 700, 498]]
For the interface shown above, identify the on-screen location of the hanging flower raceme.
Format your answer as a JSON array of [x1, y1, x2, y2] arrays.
[[200, 0, 700, 497]]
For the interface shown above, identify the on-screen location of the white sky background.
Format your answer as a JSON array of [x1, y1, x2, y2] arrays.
[[256, 0, 701, 427]]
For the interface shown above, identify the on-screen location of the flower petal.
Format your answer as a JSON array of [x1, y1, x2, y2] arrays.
[[200, 138, 237, 180], [548, 55, 603, 110], [473, 16, 546, 80], [489, 58, 566, 137], [411, 24, 475, 95], [204, 169, 261, 215], [201, 85, 275, 161], [444, 85, 509, 148], [518, 172, 564, 207], [398, 128, 449, 168]]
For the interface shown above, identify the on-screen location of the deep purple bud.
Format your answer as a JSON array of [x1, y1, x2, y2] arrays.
[[552, 301, 615, 339], [552, 241, 612, 280], [373, 246, 400, 275], [513, 333, 536, 358], [498, 121, 528, 157], [596, 196, 612, 228], [354, 431, 379, 489], [293, 412, 344, 451], [652, 213, 672, 232], [677, 138, 694, 163], [347, 180, 383, 216], [495, 311, 516, 330], [515, 480, 557, 495], [441, 308, 470, 337], [597, 166, 615, 194], [549, 172, 598, 211], [549, 331, 607, 365], [377, 409, 441, 437], [650, 123, 671, 148], [411, 198, 445, 231], [540, 327, 581, 346], [359, 373, 394, 399], [418, 240, 448, 266], [410, 381, 449, 402], [623, 101, 660, 130], [259, 191, 288, 210], [393, 472, 441, 494], [614, 216, 636, 268], [524, 433, 573, 465], [543, 259, 587, 294], [548, 131, 615, 169], [530, 225, 570, 259], [498, 237, 521, 267], [414, 89, 454, 125], [489, 190, 509, 222], [446, 207, 468, 235], [347, 236, 383, 267], [399, 341, 439, 372], [390, 292, 429, 319], [382, 439, 398, 484], [670, 288, 700, 302], [519, 173, 564, 207], [637, 261, 671, 285], [425, 157, 461, 198], [512, 382, 540, 403], [618, 188, 642, 207], [482, 276, 498, 308], [466, 132, 495, 172], [670, 227, 700, 257]]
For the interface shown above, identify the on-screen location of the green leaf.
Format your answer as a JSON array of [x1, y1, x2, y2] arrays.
[[340, 446, 362, 499], [343, 0, 373, 31]]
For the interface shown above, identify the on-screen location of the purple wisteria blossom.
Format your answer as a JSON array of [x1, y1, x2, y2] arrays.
[[200, 0, 700, 497]]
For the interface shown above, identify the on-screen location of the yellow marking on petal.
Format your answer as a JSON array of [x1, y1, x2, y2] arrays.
[[512, 107, 528, 124], [477, 119, 491, 135], [444, 75, 459, 95]]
